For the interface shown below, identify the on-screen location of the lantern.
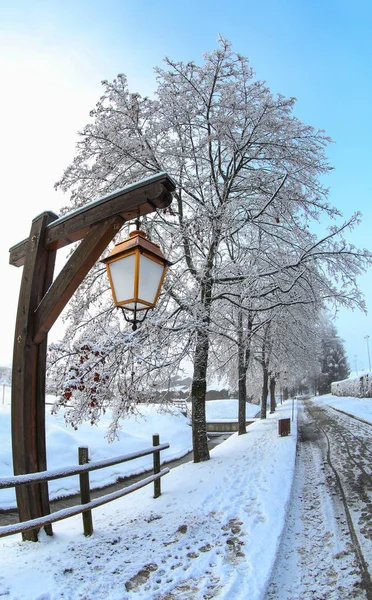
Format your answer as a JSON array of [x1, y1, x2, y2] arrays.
[[101, 230, 170, 329]]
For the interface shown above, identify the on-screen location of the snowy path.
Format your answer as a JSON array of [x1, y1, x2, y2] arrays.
[[0, 403, 297, 600], [265, 399, 372, 600]]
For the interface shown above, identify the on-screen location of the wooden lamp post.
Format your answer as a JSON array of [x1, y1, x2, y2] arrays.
[[9, 173, 175, 541]]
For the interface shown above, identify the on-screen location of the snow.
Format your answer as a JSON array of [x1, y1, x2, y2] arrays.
[[265, 400, 366, 600], [313, 393, 372, 423], [0, 393, 370, 598], [205, 399, 259, 421], [0, 394, 257, 510], [331, 371, 372, 398], [0, 395, 294, 599], [56, 172, 174, 224], [0, 395, 192, 510]]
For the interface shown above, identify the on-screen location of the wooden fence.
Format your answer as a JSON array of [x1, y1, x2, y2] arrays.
[[0, 434, 169, 540], [171, 399, 191, 418]]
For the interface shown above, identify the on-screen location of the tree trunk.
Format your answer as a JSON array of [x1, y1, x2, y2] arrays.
[[283, 386, 289, 401], [237, 309, 247, 435], [191, 327, 210, 462], [190, 234, 219, 462], [260, 365, 269, 419], [191, 295, 211, 462], [238, 358, 247, 435], [269, 376, 276, 413]]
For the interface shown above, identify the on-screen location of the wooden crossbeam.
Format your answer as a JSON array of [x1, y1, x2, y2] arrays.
[[10, 173, 175, 267]]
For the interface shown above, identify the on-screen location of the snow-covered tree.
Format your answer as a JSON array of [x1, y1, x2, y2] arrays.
[[54, 37, 370, 462]]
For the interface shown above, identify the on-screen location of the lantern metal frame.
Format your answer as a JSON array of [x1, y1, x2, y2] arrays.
[[101, 229, 170, 330]]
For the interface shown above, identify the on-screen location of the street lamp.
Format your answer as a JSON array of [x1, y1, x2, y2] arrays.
[[101, 228, 170, 330], [9, 172, 175, 541], [364, 335, 371, 372]]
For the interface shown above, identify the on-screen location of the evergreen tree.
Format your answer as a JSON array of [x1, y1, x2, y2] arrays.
[[318, 321, 350, 394]]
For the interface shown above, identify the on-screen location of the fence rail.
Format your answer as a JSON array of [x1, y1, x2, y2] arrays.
[[0, 443, 170, 489], [0, 434, 169, 540], [171, 399, 191, 418]]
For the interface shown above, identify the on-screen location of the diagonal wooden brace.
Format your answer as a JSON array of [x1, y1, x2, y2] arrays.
[[33, 215, 124, 344]]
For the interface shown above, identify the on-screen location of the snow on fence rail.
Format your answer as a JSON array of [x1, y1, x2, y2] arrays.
[[171, 398, 191, 418], [331, 373, 372, 398], [0, 434, 169, 540]]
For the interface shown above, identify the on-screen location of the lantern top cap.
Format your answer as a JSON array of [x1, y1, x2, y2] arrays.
[[101, 228, 170, 265], [129, 230, 146, 238]]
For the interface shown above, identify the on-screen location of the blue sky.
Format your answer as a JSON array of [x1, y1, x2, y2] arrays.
[[0, 0, 371, 371]]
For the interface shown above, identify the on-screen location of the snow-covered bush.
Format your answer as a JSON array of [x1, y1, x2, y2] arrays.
[[331, 373, 372, 398]]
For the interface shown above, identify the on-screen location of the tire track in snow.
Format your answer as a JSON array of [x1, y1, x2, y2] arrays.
[[265, 401, 368, 600], [319, 420, 372, 599]]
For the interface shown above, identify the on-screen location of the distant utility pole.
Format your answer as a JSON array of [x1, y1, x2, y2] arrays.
[[364, 335, 371, 372]]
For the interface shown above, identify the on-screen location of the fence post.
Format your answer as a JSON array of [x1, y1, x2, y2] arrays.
[[152, 434, 161, 499], [78, 446, 93, 536]]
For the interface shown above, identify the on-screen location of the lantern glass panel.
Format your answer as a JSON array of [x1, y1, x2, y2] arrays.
[[108, 253, 135, 304], [138, 254, 165, 305], [123, 301, 150, 310]]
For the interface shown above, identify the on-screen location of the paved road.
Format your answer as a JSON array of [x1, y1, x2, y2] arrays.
[[266, 399, 372, 600]]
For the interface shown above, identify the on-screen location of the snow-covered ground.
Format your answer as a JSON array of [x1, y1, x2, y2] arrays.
[[205, 399, 259, 422], [314, 393, 372, 423], [0, 393, 257, 510], [266, 398, 372, 599], [0, 395, 294, 599], [0, 397, 192, 510], [0, 393, 370, 599]]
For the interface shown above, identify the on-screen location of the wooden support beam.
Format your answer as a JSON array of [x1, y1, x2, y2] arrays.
[[11, 211, 58, 541]]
